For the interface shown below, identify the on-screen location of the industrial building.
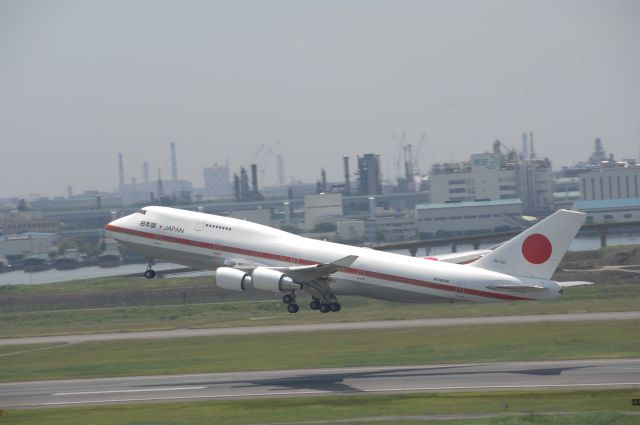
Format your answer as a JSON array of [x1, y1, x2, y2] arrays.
[[573, 198, 640, 224], [203, 163, 231, 197], [416, 199, 523, 238], [357, 154, 382, 195], [304, 193, 343, 230], [0, 233, 56, 256], [1, 211, 60, 234], [429, 139, 553, 213], [579, 163, 640, 201]]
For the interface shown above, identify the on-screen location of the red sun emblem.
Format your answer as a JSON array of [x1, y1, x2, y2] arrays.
[[521, 233, 552, 264]]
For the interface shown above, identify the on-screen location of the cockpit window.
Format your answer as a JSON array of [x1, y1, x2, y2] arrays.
[[138, 209, 147, 215]]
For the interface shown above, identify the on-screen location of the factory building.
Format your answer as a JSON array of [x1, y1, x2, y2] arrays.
[[304, 193, 343, 231], [357, 154, 382, 195], [430, 152, 518, 203], [416, 199, 523, 238], [203, 163, 231, 197], [573, 198, 640, 224], [579, 164, 640, 201], [1, 211, 60, 234], [0, 233, 56, 256], [429, 141, 553, 213]]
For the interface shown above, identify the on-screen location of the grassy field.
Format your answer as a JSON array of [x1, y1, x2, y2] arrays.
[[2, 390, 639, 425], [1, 244, 638, 338], [1, 275, 639, 338], [1, 319, 638, 382]]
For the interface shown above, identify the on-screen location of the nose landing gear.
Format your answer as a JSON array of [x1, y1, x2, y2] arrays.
[[143, 259, 156, 279]]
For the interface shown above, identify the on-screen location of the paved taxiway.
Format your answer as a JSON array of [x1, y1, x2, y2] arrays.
[[2, 311, 639, 346], [1, 359, 638, 408]]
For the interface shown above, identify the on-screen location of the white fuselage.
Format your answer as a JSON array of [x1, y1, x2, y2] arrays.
[[106, 206, 562, 303]]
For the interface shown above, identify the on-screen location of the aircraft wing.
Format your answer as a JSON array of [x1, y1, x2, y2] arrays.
[[226, 255, 358, 282], [424, 249, 491, 265], [284, 255, 358, 282]]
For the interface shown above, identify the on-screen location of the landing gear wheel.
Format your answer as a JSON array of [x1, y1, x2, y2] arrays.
[[319, 304, 330, 313], [144, 269, 156, 279], [282, 294, 294, 304], [310, 299, 320, 310], [329, 302, 341, 312], [287, 303, 300, 314]]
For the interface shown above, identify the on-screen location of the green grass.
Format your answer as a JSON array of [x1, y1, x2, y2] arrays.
[[1, 320, 638, 382], [1, 278, 639, 338], [2, 390, 639, 424]]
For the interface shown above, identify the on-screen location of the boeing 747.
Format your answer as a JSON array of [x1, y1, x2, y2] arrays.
[[106, 206, 587, 313]]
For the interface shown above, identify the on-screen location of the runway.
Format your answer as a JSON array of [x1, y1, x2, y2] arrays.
[[1, 359, 639, 408], [2, 311, 640, 346]]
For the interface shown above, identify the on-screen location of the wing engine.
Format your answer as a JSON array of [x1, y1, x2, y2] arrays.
[[215, 267, 253, 291], [252, 267, 302, 292], [215, 266, 301, 293]]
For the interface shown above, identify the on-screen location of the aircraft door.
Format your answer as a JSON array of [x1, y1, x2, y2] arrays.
[[195, 222, 204, 231], [455, 280, 465, 298], [290, 252, 300, 266]]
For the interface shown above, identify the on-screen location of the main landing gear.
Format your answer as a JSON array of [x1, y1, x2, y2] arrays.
[[143, 259, 156, 279], [281, 293, 340, 314], [309, 297, 341, 313], [282, 293, 299, 313]]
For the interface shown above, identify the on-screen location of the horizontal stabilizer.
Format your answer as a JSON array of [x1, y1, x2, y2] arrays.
[[425, 249, 491, 264], [485, 284, 545, 292], [557, 281, 594, 287]]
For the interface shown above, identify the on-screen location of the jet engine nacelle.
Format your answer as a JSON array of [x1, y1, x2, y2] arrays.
[[215, 267, 253, 291], [251, 267, 302, 292]]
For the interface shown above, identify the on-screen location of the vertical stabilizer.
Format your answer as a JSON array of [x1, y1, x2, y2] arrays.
[[471, 209, 585, 279]]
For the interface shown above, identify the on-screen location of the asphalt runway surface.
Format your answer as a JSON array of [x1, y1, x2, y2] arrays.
[[2, 359, 639, 408], [2, 311, 639, 346]]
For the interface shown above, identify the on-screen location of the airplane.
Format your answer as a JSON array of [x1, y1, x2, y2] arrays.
[[106, 206, 589, 313]]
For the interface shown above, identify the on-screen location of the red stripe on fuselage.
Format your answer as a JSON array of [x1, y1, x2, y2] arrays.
[[105, 224, 531, 301]]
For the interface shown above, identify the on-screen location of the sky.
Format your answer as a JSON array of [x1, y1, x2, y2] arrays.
[[1, 0, 639, 198]]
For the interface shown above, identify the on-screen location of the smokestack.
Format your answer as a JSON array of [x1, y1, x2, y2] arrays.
[[368, 197, 376, 219], [321, 168, 327, 192], [283, 201, 290, 224], [521, 132, 529, 161], [233, 173, 240, 201], [240, 167, 249, 200], [276, 154, 285, 185], [529, 131, 535, 159], [157, 168, 165, 197], [142, 162, 150, 185], [251, 163, 259, 194], [118, 153, 125, 190], [171, 142, 178, 181], [343, 156, 351, 195]]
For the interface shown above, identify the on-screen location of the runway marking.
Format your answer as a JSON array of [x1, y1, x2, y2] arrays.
[[360, 382, 640, 393], [41, 382, 640, 406], [53, 386, 206, 396], [43, 390, 329, 405]]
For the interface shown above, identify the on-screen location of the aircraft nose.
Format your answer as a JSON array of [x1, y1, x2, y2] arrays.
[[105, 214, 132, 233]]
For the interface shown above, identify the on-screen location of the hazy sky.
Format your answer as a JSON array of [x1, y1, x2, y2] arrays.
[[1, 0, 639, 198]]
